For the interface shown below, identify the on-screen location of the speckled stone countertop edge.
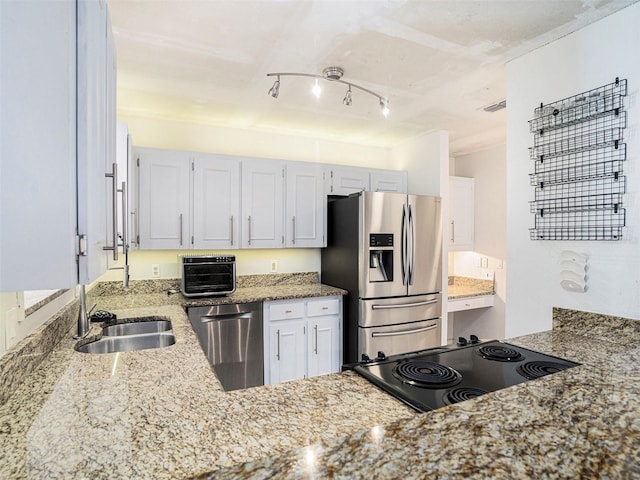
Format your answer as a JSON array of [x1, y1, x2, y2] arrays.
[[447, 276, 494, 300]]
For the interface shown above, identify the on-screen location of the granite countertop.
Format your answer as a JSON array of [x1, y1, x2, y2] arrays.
[[448, 276, 495, 299], [1, 270, 639, 479]]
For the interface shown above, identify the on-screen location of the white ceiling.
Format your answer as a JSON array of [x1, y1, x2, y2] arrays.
[[108, 0, 638, 156]]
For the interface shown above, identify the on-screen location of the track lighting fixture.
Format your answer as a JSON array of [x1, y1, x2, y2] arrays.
[[266, 66, 389, 117], [268, 75, 280, 98]]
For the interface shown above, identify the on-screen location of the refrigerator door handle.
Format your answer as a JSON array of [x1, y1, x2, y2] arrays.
[[408, 204, 415, 285], [371, 323, 438, 337], [401, 203, 408, 285], [371, 299, 438, 309]]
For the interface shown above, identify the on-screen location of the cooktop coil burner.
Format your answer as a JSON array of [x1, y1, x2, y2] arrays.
[[393, 361, 462, 388], [476, 345, 524, 362], [517, 361, 573, 379], [444, 387, 488, 405]]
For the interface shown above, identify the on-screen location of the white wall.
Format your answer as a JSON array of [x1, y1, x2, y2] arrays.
[[451, 144, 507, 340], [505, 3, 640, 337], [121, 115, 393, 167]]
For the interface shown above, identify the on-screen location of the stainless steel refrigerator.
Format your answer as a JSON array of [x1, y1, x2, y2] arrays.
[[321, 191, 443, 365]]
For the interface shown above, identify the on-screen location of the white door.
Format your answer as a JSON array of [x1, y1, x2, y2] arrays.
[[269, 320, 306, 383], [326, 166, 369, 196], [241, 160, 284, 248], [307, 316, 340, 377], [285, 163, 324, 247], [0, 1, 78, 290], [192, 154, 240, 249], [137, 148, 191, 249], [77, 0, 111, 284]]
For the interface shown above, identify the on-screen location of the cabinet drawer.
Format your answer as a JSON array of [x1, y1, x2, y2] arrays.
[[448, 295, 494, 313], [268, 302, 305, 320], [307, 298, 340, 317]]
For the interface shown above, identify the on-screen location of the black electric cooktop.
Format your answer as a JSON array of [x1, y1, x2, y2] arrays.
[[353, 339, 581, 412]]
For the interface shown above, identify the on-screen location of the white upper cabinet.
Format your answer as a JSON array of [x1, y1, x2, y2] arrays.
[[241, 159, 284, 249], [326, 165, 408, 196], [192, 153, 240, 249], [325, 165, 370, 196], [77, 0, 114, 284], [137, 148, 191, 250], [370, 170, 408, 193], [132, 146, 407, 251], [448, 176, 475, 251], [285, 163, 325, 247], [0, 0, 116, 291]]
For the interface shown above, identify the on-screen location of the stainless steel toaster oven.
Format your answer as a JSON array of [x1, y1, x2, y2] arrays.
[[180, 255, 236, 297]]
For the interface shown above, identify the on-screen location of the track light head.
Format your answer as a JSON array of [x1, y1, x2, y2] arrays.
[[343, 86, 352, 106], [268, 76, 280, 98], [312, 78, 321, 99], [380, 98, 390, 118]]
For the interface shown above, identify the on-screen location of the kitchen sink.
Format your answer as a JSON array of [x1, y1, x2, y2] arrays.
[[102, 319, 172, 336], [75, 332, 176, 354], [75, 316, 176, 354]]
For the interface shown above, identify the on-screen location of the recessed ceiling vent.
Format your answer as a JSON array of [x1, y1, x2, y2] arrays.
[[483, 99, 507, 112]]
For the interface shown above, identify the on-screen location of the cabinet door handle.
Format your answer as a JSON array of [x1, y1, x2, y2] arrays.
[[229, 216, 234, 246], [314, 325, 318, 354], [248, 215, 252, 246], [276, 329, 280, 360], [103, 162, 118, 260], [451, 220, 455, 243], [119, 181, 127, 250], [130, 210, 137, 246], [179, 213, 183, 246], [292, 216, 296, 245]]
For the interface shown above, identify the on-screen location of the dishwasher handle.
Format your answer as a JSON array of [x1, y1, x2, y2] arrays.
[[200, 312, 253, 323]]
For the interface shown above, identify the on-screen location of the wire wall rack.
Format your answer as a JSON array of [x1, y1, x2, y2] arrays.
[[528, 78, 628, 241]]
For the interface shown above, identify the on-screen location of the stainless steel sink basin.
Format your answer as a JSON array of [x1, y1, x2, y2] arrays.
[[75, 333, 176, 354], [102, 319, 172, 337]]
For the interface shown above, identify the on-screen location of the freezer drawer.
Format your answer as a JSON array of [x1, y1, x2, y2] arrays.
[[359, 294, 440, 328], [358, 318, 441, 360]]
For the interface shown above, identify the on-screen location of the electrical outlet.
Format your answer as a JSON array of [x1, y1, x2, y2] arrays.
[[481, 257, 489, 268], [497, 259, 504, 269], [151, 264, 160, 278], [270, 260, 278, 273]]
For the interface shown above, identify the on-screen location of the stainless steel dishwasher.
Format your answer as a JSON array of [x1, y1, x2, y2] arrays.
[[187, 302, 263, 391]]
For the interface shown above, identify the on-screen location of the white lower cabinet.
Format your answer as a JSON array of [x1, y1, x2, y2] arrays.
[[264, 296, 342, 385]]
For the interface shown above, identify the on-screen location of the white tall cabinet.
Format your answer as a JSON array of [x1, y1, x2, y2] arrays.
[[448, 176, 475, 251], [0, 0, 116, 291]]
